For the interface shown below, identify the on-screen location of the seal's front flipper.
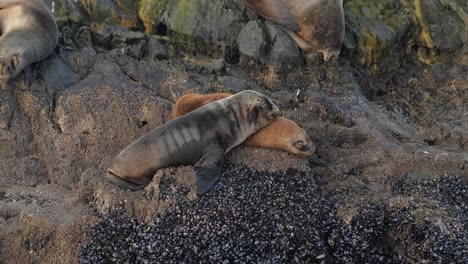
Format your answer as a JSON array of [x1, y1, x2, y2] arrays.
[[106, 170, 148, 191], [195, 148, 224, 195]]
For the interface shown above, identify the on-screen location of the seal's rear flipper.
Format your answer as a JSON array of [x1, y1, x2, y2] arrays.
[[106, 170, 148, 191], [195, 148, 224, 195], [242, 0, 300, 32]]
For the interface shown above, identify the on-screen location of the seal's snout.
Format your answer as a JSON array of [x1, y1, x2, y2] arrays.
[[293, 139, 316, 157], [270, 104, 280, 118]]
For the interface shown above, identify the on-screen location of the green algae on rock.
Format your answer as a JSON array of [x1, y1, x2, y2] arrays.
[[344, 0, 466, 69], [343, 0, 411, 70], [80, 0, 142, 29], [138, 0, 246, 56]]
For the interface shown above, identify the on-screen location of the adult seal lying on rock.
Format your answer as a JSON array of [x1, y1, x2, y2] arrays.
[[0, 0, 58, 83], [242, 0, 345, 61], [107, 90, 280, 195], [173, 93, 315, 157]]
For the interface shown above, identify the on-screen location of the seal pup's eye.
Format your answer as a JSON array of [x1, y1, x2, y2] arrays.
[[293, 140, 308, 150]]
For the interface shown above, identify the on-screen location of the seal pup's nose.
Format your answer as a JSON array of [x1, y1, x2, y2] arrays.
[[271, 104, 280, 118]]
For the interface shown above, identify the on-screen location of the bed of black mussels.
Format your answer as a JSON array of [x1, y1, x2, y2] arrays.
[[81, 163, 467, 263]]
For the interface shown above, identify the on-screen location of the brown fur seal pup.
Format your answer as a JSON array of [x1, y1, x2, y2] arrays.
[[0, 0, 58, 83], [172, 92, 233, 119], [172, 93, 315, 157], [242, 0, 345, 61], [107, 90, 280, 195], [243, 117, 315, 157]]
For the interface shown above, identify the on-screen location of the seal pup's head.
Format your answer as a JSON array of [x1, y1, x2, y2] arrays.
[[233, 90, 280, 129], [270, 117, 316, 157], [287, 130, 316, 157], [243, 117, 316, 157]]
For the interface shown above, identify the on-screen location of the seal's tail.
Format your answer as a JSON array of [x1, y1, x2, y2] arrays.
[[105, 170, 148, 191]]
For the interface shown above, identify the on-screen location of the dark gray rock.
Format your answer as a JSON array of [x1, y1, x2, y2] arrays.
[[237, 21, 269, 61], [91, 26, 147, 58], [61, 48, 97, 81], [219, 76, 249, 93], [114, 43, 146, 60], [266, 23, 303, 67], [422, 0, 464, 50], [140, 0, 246, 45], [304, 78, 322, 99], [119, 60, 172, 94], [343, 1, 410, 68], [75, 26, 93, 49], [342, 0, 466, 69], [147, 36, 168, 61], [91, 26, 147, 50], [38, 55, 77, 111], [207, 58, 226, 74], [108, 26, 146, 49], [61, 26, 78, 50], [92, 27, 113, 48]]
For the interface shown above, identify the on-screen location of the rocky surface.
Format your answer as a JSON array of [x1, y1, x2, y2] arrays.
[[0, 0, 467, 263]]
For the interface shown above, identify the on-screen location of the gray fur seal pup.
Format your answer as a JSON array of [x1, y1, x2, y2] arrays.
[[172, 93, 316, 157], [107, 90, 280, 195], [242, 0, 345, 61], [0, 0, 58, 83]]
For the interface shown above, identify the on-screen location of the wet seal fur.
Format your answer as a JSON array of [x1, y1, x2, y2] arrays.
[[107, 90, 280, 195], [173, 93, 315, 157], [0, 0, 58, 83], [242, 0, 345, 61]]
